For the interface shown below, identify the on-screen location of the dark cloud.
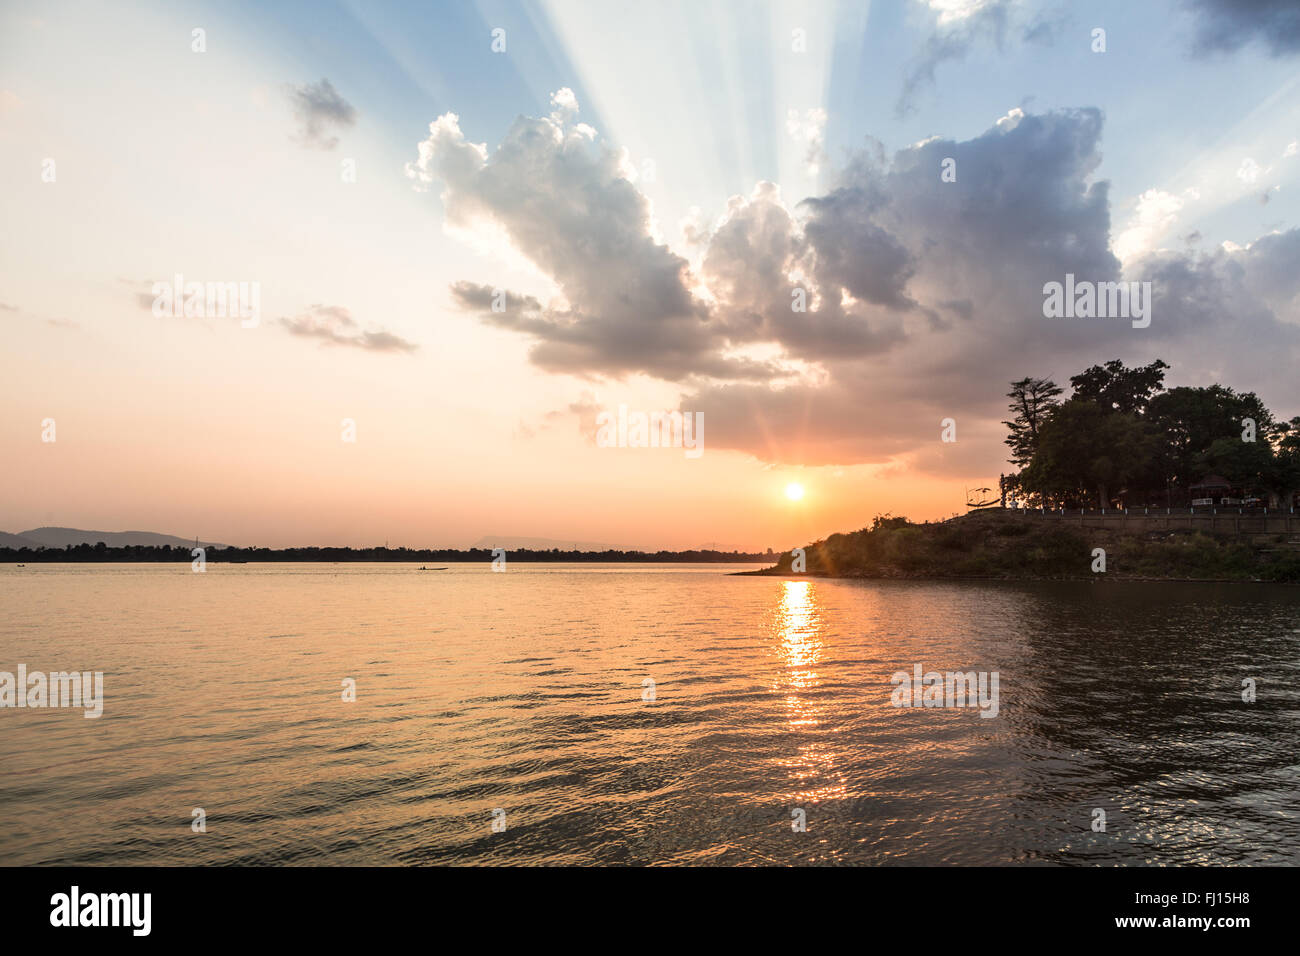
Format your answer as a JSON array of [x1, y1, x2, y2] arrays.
[[682, 114, 1298, 474], [701, 181, 909, 362], [1236, 228, 1300, 306], [449, 281, 543, 318], [411, 101, 778, 382], [939, 298, 975, 319], [288, 79, 357, 150], [1184, 0, 1300, 57], [800, 179, 918, 311], [280, 305, 417, 353]]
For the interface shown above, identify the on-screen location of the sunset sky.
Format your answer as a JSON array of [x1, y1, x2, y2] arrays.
[[2, 0, 1299, 550]]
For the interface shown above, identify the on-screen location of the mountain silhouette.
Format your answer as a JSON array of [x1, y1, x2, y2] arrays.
[[9, 527, 230, 549]]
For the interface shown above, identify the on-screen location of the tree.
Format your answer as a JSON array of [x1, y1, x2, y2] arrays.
[[1146, 385, 1275, 499], [1196, 436, 1279, 499], [1003, 376, 1063, 466], [1069, 359, 1169, 415], [1272, 417, 1300, 506], [1019, 400, 1159, 508], [1008, 360, 1297, 510]]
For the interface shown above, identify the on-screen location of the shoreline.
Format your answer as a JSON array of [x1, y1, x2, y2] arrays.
[[732, 566, 1298, 584], [740, 509, 1300, 585]]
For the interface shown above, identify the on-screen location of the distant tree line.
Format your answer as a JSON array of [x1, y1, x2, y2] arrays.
[[1003, 359, 1300, 510], [0, 543, 772, 563]]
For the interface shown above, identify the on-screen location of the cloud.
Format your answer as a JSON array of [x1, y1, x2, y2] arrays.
[[1113, 188, 1189, 263], [280, 305, 417, 352], [448, 281, 544, 318], [409, 93, 768, 381], [1232, 228, 1300, 310], [786, 107, 828, 175], [692, 112, 1296, 471], [287, 79, 357, 150], [678, 206, 712, 248], [417, 96, 1300, 476], [549, 87, 579, 116], [897, 0, 1060, 115], [1184, 0, 1300, 57]]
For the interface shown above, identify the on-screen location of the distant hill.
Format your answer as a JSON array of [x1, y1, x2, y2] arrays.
[[11, 527, 230, 549], [471, 534, 625, 551]]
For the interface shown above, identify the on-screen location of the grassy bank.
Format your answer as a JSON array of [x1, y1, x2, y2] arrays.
[[747, 510, 1300, 583]]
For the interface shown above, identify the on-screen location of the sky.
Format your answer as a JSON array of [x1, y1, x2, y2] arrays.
[[2, 0, 1299, 551]]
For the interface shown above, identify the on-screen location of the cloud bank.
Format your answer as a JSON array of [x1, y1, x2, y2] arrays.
[[413, 91, 1300, 472]]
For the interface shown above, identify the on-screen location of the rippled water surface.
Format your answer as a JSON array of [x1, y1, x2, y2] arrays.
[[1, 563, 1298, 865]]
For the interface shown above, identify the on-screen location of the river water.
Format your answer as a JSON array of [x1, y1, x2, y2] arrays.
[[1, 563, 1296, 865]]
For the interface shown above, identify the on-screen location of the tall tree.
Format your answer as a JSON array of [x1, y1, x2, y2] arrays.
[[1003, 376, 1063, 466]]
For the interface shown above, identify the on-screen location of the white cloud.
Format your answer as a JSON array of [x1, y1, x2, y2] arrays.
[[994, 107, 1024, 132], [1113, 188, 1188, 264], [922, 0, 1003, 26], [549, 87, 579, 120], [785, 107, 828, 175]]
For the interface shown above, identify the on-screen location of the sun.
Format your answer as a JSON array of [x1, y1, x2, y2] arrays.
[[785, 482, 805, 501]]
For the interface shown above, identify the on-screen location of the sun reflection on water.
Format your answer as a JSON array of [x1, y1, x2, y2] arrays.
[[769, 580, 848, 803], [776, 580, 821, 690]]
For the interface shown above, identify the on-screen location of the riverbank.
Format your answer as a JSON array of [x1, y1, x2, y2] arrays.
[[0, 546, 769, 564], [742, 509, 1300, 583]]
